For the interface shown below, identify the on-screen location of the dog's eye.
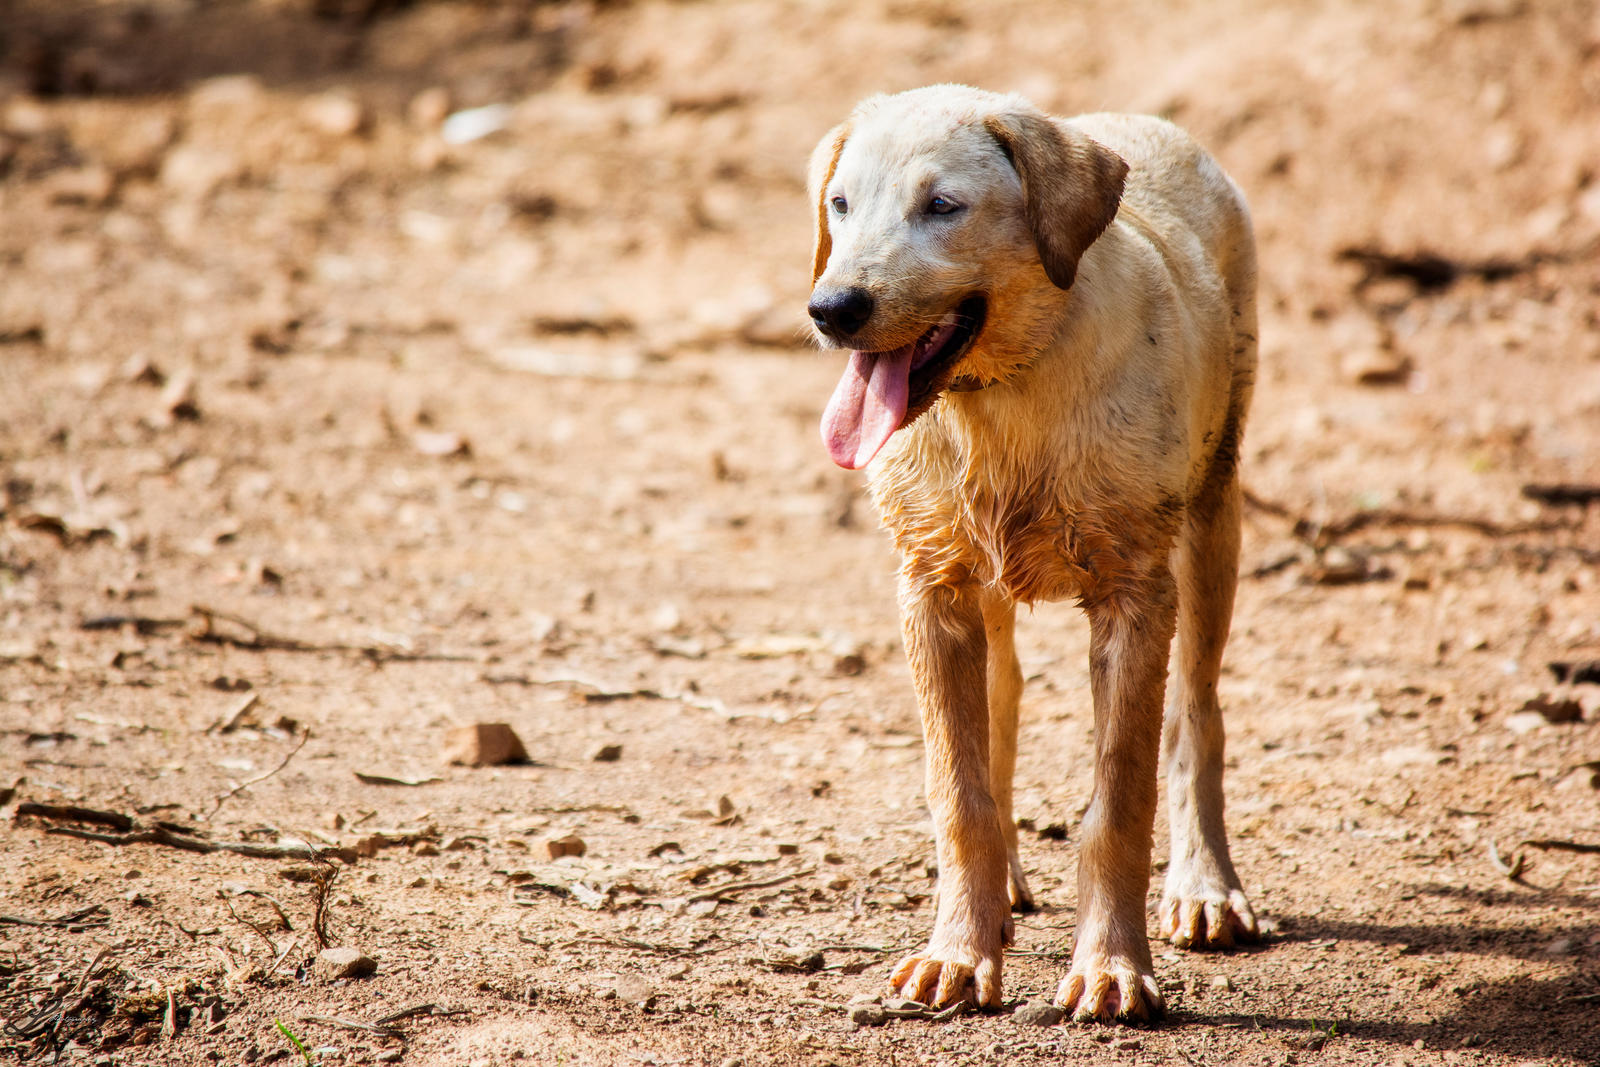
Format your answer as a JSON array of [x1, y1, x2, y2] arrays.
[[927, 196, 961, 215], [830, 196, 848, 216]]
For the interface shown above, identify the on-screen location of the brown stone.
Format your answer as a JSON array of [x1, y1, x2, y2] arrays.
[[546, 834, 587, 859], [446, 723, 528, 766]]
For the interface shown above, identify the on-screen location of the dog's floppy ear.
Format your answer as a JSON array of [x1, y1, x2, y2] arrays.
[[808, 120, 852, 285], [984, 113, 1128, 290]]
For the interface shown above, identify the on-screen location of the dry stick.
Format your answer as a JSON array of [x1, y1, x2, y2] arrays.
[[189, 604, 476, 664], [206, 727, 312, 819], [225, 897, 283, 957], [685, 867, 815, 903], [1488, 840, 1526, 881], [17, 802, 335, 861], [309, 864, 338, 949], [1241, 487, 1573, 547], [1521, 483, 1600, 507], [1519, 838, 1600, 856], [373, 1004, 467, 1027], [297, 1015, 403, 1039], [266, 934, 301, 978]]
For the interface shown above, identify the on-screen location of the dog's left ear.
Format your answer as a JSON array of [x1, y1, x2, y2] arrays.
[[808, 120, 852, 285], [984, 113, 1128, 290]]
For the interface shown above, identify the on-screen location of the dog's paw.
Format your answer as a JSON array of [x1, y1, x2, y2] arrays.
[[1159, 888, 1258, 950], [1054, 960, 1164, 1024], [889, 945, 1001, 1009]]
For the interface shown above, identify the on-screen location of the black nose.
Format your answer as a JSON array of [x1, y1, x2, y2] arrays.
[[808, 287, 874, 339]]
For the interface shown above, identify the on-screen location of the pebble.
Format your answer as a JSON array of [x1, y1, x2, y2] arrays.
[[591, 743, 623, 762], [546, 834, 587, 859], [1013, 999, 1063, 1026], [1210, 974, 1236, 991], [446, 722, 528, 766], [314, 947, 376, 980], [848, 1004, 887, 1027], [1340, 347, 1411, 386], [302, 91, 365, 137]]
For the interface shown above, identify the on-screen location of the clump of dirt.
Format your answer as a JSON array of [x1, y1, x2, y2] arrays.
[[2, 1, 1598, 1064]]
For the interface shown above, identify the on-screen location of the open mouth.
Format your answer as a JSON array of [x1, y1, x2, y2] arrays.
[[904, 295, 988, 415], [819, 294, 988, 470]]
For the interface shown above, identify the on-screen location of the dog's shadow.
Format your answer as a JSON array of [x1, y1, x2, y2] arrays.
[[1162, 898, 1600, 1064]]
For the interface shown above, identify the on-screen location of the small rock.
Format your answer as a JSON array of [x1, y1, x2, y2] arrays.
[[302, 91, 365, 137], [1341, 347, 1411, 386], [409, 87, 452, 128], [546, 834, 587, 859], [848, 1004, 887, 1027], [1518, 693, 1583, 724], [1210, 974, 1235, 991], [591, 743, 623, 762], [441, 104, 511, 145], [1116, 1038, 1143, 1051], [377, 1051, 403, 1064], [613, 975, 654, 1008], [1013, 1000, 1063, 1026], [314, 947, 376, 980], [45, 165, 115, 206], [412, 841, 440, 857], [158, 368, 200, 423], [413, 430, 470, 457], [1504, 711, 1548, 735], [883, 998, 928, 1013], [446, 723, 528, 766]]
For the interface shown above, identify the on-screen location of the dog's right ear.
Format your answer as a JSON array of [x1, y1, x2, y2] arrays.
[[985, 112, 1127, 290], [808, 121, 852, 286]]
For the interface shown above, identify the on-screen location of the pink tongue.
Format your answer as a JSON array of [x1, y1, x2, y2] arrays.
[[820, 344, 914, 469]]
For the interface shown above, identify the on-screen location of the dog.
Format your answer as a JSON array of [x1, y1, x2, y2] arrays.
[[807, 85, 1259, 1022]]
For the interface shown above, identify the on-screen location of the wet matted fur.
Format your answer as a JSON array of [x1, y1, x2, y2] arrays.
[[807, 85, 1259, 1022]]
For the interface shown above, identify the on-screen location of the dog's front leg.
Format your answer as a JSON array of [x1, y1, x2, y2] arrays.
[[1056, 567, 1178, 1023], [890, 577, 1010, 1009]]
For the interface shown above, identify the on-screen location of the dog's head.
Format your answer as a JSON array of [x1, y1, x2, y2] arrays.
[[808, 85, 1127, 469]]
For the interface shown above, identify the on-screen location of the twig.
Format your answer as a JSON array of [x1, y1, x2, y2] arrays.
[[207, 728, 311, 818], [373, 1003, 469, 1026], [1488, 840, 1526, 881], [297, 1014, 403, 1039], [225, 897, 283, 956], [1242, 488, 1572, 548], [0, 904, 109, 930], [1519, 838, 1600, 856], [189, 604, 476, 664], [209, 692, 261, 734], [555, 934, 732, 959], [1522, 483, 1600, 507], [17, 802, 345, 861], [686, 867, 814, 903], [267, 934, 301, 978], [308, 863, 338, 949], [483, 671, 730, 717]]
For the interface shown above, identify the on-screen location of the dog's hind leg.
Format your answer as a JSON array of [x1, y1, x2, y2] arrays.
[[1159, 465, 1259, 950], [982, 590, 1036, 913]]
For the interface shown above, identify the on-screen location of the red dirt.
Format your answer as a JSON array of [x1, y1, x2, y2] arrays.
[[3, 1, 1599, 1065]]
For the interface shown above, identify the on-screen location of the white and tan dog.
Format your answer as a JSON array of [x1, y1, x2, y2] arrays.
[[808, 85, 1259, 1022]]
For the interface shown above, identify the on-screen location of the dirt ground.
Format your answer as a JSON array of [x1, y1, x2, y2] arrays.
[[2, 0, 1599, 1064]]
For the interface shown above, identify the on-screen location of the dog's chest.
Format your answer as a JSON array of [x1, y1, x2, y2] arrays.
[[884, 486, 1166, 607]]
